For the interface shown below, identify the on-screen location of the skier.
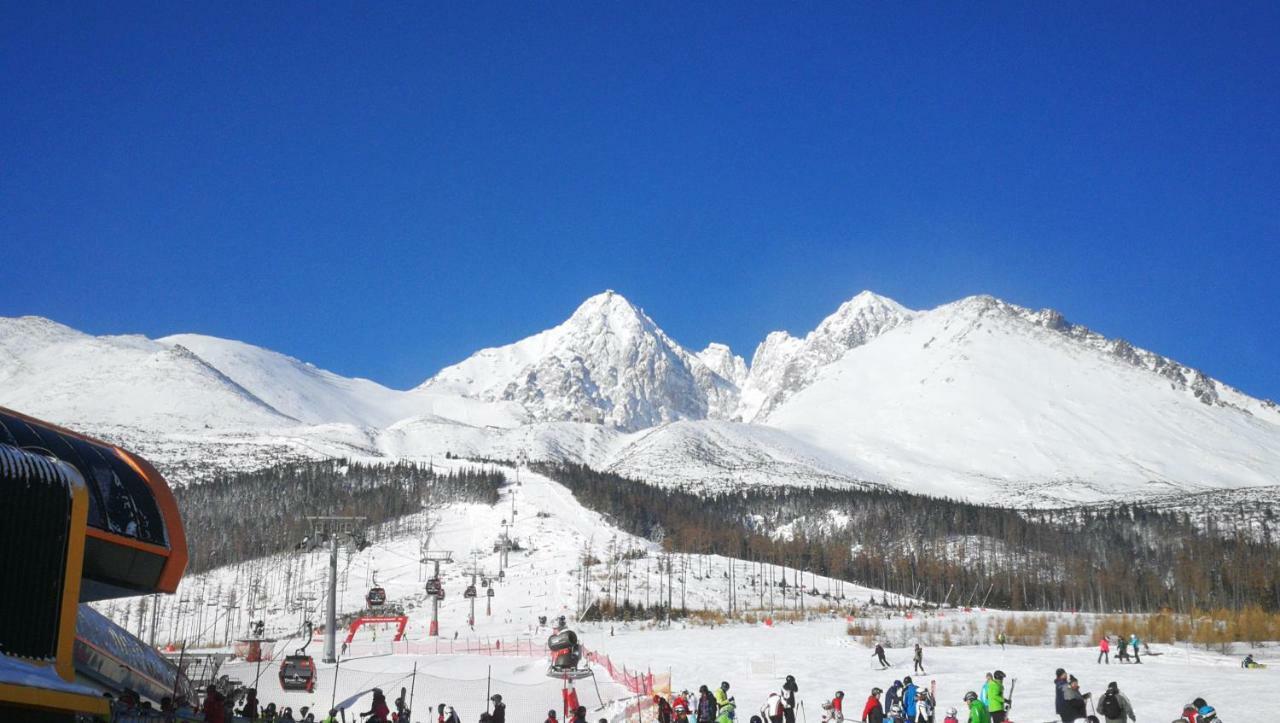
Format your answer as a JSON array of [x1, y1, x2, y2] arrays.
[[241, 689, 260, 720], [1129, 634, 1142, 664], [1097, 636, 1110, 664], [902, 677, 918, 723], [885, 681, 903, 714], [862, 688, 885, 723], [573, 705, 588, 723], [942, 708, 958, 723], [913, 645, 924, 674], [1242, 654, 1256, 668], [874, 643, 891, 669], [698, 686, 718, 723], [656, 696, 675, 723], [490, 695, 505, 723], [963, 692, 989, 723], [782, 675, 799, 723], [763, 692, 784, 723], [1098, 682, 1135, 723], [831, 691, 844, 720], [1053, 669, 1069, 723], [982, 671, 1006, 723], [545, 710, 558, 723], [1061, 677, 1089, 723], [913, 687, 933, 723]]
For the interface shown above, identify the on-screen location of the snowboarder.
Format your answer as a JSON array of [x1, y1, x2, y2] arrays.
[[1097, 636, 1110, 664], [963, 692, 989, 723], [874, 643, 891, 669], [862, 688, 885, 723], [360, 689, 391, 723], [983, 671, 1007, 723], [1098, 682, 1134, 723], [782, 675, 799, 723], [913, 645, 925, 674]]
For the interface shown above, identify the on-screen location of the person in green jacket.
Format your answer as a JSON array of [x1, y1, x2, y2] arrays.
[[715, 701, 736, 723], [982, 670, 1007, 722], [963, 692, 990, 723]]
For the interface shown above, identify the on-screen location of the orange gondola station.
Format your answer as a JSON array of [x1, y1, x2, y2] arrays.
[[0, 407, 190, 721]]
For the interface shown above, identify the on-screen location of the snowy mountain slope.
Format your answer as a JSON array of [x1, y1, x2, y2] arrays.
[[0, 316, 295, 432], [419, 291, 739, 431], [738, 291, 916, 422], [768, 295, 1280, 503], [159, 333, 427, 428], [599, 420, 880, 492]]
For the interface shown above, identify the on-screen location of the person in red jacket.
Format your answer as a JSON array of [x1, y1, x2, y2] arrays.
[[832, 691, 844, 717], [862, 688, 884, 723], [1098, 636, 1110, 664], [361, 688, 391, 722], [202, 686, 226, 723]]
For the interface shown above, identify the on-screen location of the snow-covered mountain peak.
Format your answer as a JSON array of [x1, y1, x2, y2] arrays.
[[697, 343, 748, 388], [420, 292, 737, 430], [738, 291, 917, 421]]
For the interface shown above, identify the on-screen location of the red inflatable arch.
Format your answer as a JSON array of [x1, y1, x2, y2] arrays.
[[344, 615, 409, 644]]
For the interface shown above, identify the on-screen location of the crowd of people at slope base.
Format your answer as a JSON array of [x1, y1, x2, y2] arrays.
[[93, 645, 1229, 723]]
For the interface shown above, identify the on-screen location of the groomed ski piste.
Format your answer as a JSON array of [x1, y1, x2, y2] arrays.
[[107, 461, 1280, 722]]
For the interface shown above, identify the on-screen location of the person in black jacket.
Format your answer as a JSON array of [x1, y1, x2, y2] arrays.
[[698, 686, 717, 723], [489, 695, 505, 723], [1054, 669, 1069, 722], [781, 675, 798, 723]]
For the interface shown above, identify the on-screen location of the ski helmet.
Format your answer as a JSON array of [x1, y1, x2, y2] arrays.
[[963, 692, 977, 703], [871, 688, 882, 697], [903, 677, 912, 685], [491, 695, 503, 703], [721, 682, 731, 690], [993, 670, 1005, 680], [945, 709, 957, 717], [834, 691, 844, 698]]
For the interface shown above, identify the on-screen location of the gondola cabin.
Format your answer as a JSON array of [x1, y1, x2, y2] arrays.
[[464, 584, 478, 599], [366, 586, 386, 609], [425, 577, 444, 599], [278, 654, 316, 692]]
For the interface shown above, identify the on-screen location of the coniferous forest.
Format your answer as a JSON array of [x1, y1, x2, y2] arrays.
[[175, 459, 504, 573], [531, 461, 1280, 613]]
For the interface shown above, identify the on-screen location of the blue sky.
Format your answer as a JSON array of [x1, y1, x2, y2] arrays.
[[2, 2, 1277, 398]]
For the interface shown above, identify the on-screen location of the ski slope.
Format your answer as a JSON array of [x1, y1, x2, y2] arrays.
[[107, 459, 1280, 722]]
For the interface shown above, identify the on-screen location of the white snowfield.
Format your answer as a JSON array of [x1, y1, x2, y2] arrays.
[[4, 287, 1280, 505], [114, 463, 1277, 722]]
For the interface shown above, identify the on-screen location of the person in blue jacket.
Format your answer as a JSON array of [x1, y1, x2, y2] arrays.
[[902, 677, 918, 722]]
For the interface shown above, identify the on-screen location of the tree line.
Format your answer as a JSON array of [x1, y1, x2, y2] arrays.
[[175, 459, 505, 573], [531, 461, 1280, 613]]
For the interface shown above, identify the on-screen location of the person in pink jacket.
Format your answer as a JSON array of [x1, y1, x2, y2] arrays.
[[1097, 635, 1110, 664]]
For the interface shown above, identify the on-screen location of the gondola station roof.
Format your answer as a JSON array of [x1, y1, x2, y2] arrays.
[[0, 406, 191, 720]]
